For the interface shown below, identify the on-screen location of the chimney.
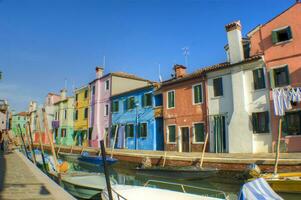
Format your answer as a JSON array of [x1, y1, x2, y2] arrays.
[[60, 89, 67, 100], [225, 21, 244, 64], [96, 66, 104, 78], [173, 64, 187, 78]]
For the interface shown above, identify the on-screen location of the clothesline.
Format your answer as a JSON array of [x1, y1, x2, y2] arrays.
[[272, 87, 301, 116]]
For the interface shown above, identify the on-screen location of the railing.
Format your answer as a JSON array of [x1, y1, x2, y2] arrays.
[[144, 180, 228, 199], [102, 187, 128, 200]]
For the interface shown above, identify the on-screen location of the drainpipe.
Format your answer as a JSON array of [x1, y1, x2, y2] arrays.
[[135, 102, 139, 150]]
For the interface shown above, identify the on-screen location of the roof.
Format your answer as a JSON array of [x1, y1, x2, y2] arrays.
[[47, 92, 60, 97], [160, 55, 262, 88], [111, 83, 160, 98], [89, 71, 153, 84], [247, 1, 300, 37], [15, 112, 28, 117], [74, 84, 89, 92]]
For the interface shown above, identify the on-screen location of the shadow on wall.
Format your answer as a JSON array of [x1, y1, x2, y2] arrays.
[[0, 151, 6, 197]]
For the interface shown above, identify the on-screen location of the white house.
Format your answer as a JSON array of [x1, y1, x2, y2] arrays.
[[206, 21, 272, 153]]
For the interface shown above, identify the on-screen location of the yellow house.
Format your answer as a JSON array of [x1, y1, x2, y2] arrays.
[[74, 85, 90, 147]]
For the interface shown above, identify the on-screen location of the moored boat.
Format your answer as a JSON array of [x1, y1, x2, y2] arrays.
[[58, 152, 81, 161], [78, 152, 118, 165]]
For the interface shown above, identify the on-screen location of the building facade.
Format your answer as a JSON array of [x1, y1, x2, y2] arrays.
[[110, 85, 164, 150], [11, 112, 28, 136], [74, 85, 90, 147], [52, 89, 74, 145], [89, 67, 151, 148], [248, 2, 301, 152], [0, 100, 9, 132], [159, 65, 207, 152]]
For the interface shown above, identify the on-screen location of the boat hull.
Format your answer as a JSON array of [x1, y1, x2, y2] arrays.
[[267, 179, 301, 194], [78, 156, 118, 165], [61, 180, 101, 200]]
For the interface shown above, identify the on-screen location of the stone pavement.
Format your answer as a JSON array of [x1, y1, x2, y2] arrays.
[[0, 151, 75, 200]]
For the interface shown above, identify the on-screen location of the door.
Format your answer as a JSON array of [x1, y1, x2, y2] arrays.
[[213, 115, 227, 153], [181, 127, 190, 152]]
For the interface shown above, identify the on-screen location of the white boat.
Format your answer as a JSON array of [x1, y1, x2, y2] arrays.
[[102, 180, 227, 200]]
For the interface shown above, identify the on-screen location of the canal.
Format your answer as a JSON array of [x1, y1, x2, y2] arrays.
[[58, 156, 301, 200]]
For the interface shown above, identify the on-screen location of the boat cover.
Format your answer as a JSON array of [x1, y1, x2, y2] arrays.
[[239, 178, 283, 200]]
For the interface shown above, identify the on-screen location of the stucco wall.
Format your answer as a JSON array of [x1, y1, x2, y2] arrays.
[[111, 76, 149, 96]]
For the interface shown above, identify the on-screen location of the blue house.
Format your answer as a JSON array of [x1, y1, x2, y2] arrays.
[[110, 85, 164, 150]]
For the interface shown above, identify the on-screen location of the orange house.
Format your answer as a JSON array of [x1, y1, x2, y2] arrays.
[[248, 1, 301, 152], [158, 65, 207, 152]]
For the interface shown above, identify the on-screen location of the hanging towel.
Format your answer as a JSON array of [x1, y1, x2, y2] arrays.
[[117, 125, 125, 149], [238, 178, 283, 200]]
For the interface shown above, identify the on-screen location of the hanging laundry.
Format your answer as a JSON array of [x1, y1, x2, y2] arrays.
[[117, 125, 125, 149]]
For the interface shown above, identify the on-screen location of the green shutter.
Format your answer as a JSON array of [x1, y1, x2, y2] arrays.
[[194, 123, 204, 142], [285, 65, 290, 85], [282, 117, 288, 136], [269, 70, 275, 88], [287, 26, 293, 40], [194, 85, 201, 103], [252, 113, 258, 133], [272, 30, 278, 44], [264, 112, 269, 132]]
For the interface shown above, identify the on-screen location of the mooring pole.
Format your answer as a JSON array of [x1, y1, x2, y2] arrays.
[[27, 121, 37, 165], [36, 114, 47, 172], [18, 124, 30, 160], [100, 140, 113, 200]]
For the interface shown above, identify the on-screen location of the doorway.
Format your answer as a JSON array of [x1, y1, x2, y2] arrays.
[[213, 115, 227, 153], [180, 127, 190, 152]]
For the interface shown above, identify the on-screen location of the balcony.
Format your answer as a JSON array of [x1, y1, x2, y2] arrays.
[[154, 106, 163, 118]]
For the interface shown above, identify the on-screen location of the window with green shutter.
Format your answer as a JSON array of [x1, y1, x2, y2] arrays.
[[125, 124, 134, 138], [252, 112, 269, 133], [167, 91, 175, 108], [194, 123, 204, 142], [253, 68, 266, 90], [282, 111, 301, 136], [84, 108, 88, 119], [213, 78, 223, 97], [75, 110, 78, 120], [272, 26, 293, 44], [139, 123, 147, 137], [126, 97, 135, 110], [193, 84, 203, 104], [272, 66, 290, 88], [142, 93, 152, 107], [168, 125, 176, 142], [111, 125, 117, 139], [112, 101, 119, 112]]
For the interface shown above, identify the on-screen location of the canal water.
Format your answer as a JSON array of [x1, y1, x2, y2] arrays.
[[60, 157, 301, 200]]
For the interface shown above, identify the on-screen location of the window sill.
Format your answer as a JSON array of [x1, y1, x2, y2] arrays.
[[253, 132, 271, 135], [285, 135, 301, 138], [166, 142, 176, 144], [192, 142, 204, 144], [211, 96, 224, 100], [252, 88, 268, 93], [274, 39, 293, 46], [167, 107, 175, 110], [193, 102, 204, 105]]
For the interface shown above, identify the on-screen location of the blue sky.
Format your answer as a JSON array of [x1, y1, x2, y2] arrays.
[[0, 0, 295, 112]]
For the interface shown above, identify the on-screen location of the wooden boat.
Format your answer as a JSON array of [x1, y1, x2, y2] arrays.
[[251, 172, 301, 193], [58, 152, 80, 161], [78, 154, 118, 165], [102, 180, 227, 200], [135, 165, 218, 180]]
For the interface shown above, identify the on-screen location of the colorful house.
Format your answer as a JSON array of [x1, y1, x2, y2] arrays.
[[0, 100, 9, 132], [248, 1, 301, 152], [158, 65, 207, 152], [110, 84, 164, 150], [28, 101, 38, 140], [11, 112, 28, 136], [52, 89, 74, 145], [89, 67, 151, 148], [74, 85, 90, 147]]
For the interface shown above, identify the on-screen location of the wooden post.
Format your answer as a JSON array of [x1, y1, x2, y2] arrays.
[[200, 132, 209, 168], [25, 123, 36, 165], [162, 151, 167, 167], [274, 117, 283, 175], [100, 140, 113, 200], [42, 108, 60, 173], [110, 125, 119, 158], [36, 114, 47, 171], [17, 124, 30, 159]]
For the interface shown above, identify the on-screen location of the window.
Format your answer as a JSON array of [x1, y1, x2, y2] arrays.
[[126, 97, 135, 110], [252, 112, 269, 133], [92, 86, 95, 95], [18, 117, 20, 120], [139, 123, 147, 137], [167, 90, 175, 108], [167, 125, 176, 143], [75, 110, 78, 120], [270, 66, 290, 88], [75, 94, 78, 101], [84, 90, 88, 99], [111, 125, 117, 139], [105, 80, 110, 90], [213, 78, 223, 97], [193, 84, 203, 104], [55, 112, 58, 120], [194, 123, 205, 143], [154, 94, 163, 107], [253, 68, 266, 90], [112, 101, 119, 112], [283, 111, 301, 136], [125, 124, 134, 138], [142, 93, 152, 107], [61, 128, 66, 137], [272, 26, 292, 44], [104, 104, 109, 116], [64, 110, 67, 119], [84, 108, 88, 119]]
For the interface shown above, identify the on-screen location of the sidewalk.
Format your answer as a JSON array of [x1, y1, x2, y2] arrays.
[[0, 151, 75, 200]]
